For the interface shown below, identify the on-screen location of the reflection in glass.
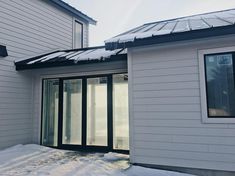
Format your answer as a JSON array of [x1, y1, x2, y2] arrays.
[[42, 79, 59, 146], [63, 79, 82, 145], [205, 54, 235, 117], [74, 21, 82, 48], [87, 77, 107, 146], [113, 74, 129, 150]]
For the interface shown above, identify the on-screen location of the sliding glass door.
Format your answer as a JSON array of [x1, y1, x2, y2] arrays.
[[62, 79, 82, 145], [87, 77, 108, 146], [41, 79, 59, 147], [41, 74, 129, 151], [113, 74, 129, 150]]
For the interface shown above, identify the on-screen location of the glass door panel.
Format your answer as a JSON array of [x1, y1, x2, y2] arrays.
[[87, 77, 107, 146], [63, 79, 82, 145], [113, 74, 129, 150], [42, 79, 59, 147]]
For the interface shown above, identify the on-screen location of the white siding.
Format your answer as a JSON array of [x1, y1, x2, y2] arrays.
[[0, 0, 89, 149], [129, 35, 235, 171], [83, 22, 89, 47]]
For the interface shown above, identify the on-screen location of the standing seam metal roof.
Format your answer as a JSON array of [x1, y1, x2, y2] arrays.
[[15, 46, 127, 70], [105, 8, 235, 50]]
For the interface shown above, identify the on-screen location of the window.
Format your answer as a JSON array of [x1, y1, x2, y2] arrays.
[[74, 21, 83, 48], [87, 77, 108, 146], [41, 79, 59, 146], [199, 47, 235, 123], [205, 53, 235, 117], [113, 74, 129, 150], [63, 79, 82, 145]]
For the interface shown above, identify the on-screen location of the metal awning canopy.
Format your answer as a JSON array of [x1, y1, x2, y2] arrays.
[[0, 45, 8, 57], [15, 46, 127, 70]]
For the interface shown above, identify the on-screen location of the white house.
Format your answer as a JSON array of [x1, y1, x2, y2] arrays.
[[2, 1, 235, 175], [0, 0, 96, 149], [105, 9, 235, 176]]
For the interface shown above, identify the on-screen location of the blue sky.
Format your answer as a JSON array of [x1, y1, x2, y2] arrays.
[[64, 0, 235, 46]]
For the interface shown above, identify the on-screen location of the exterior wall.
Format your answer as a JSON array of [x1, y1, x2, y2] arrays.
[[31, 60, 127, 144], [0, 0, 89, 149], [128, 35, 235, 172]]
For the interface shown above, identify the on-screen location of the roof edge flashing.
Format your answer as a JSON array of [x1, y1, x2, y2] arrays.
[[105, 25, 235, 50], [50, 0, 97, 25]]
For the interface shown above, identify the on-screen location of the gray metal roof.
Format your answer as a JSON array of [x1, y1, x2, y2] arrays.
[[105, 8, 235, 50], [15, 46, 126, 70], [51, 0, 96, 25]]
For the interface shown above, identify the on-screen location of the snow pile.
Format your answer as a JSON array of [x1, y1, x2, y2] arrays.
[[0, 144, 195, 176], [0, 144, 50, 165], [103, 152, 129, 161]]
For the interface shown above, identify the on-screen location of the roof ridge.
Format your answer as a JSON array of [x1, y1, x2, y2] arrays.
[[64, 46, 105, 52], [144, 8, 235, 25]]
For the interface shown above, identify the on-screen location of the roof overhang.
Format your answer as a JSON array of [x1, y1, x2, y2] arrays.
[[105, 25, 235, 50], [105, 8, 235, 50], [0, 45, 8, 57], [51, 0, 96, 25], [15, 46, 127, 71]]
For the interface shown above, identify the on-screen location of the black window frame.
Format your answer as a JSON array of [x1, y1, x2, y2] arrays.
[[204, 51, 235, 118], [40, 78, 60, 147], [74, 20, 83, 48], [41, 73, 129, 154]]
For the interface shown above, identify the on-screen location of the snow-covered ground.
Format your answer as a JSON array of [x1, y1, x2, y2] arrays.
[[0, 144, 195, 176]]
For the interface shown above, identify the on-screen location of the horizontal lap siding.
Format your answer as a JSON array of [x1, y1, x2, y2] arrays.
[[130, 37, 235, 171], [0, 0, 84, 149]]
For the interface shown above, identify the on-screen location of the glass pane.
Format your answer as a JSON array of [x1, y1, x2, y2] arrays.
[[42, 79, 59, 146], [205, 54, 235, 117], [87, 77, 107, 146], [63, 79, 82, 145], [113, 74, 129, 150], [75, 21, 82, 48]]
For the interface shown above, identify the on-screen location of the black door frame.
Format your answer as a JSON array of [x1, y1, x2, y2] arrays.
[[41, 73, 128, 154]]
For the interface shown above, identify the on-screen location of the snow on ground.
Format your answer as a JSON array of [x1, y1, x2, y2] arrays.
[[0, 144, 195, 176]]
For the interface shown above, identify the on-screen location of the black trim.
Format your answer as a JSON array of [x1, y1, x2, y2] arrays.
[[204, 51, 235, 118], [107, 75, 113, 150], [0, 45, 8, 57], [105, 25, 235, 50], [82, 78, 87, 146], [58, 78, 63, 147], [40, 79, 44, 145]]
